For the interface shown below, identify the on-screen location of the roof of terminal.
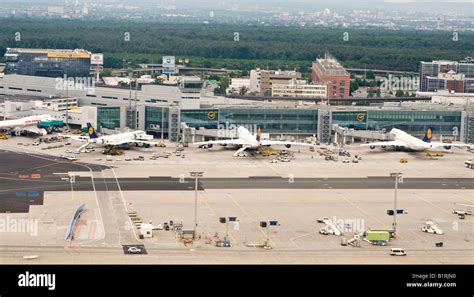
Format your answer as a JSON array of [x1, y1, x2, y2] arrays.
[[6, 48, 91, 54]]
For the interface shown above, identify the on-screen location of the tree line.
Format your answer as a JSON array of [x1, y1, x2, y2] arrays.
[[0, 18, 472, 72]]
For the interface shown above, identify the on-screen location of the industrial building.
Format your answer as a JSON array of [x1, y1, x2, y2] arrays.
[[1, 74, 473, 144]]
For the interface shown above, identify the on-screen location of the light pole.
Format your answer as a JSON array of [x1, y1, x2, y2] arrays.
[[260, 220, 279, 248], [390, 172, 403, 237], [190, 171, 203, 238]]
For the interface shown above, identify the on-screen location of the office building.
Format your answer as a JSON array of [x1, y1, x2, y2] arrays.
[[311, 54, 350, 98], [419, 59, 474, 93], [4, 48, 92, 78], [271, 79, 327, 99]]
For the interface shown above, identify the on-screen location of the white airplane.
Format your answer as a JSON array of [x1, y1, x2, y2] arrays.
[[0, 114, 56, 136], [361, 127, 471, 152], [67, 123, 156, 152], [194, 126, 315, 156]]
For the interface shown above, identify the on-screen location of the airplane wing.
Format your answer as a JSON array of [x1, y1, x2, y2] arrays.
[[361, 141, 408, 148], [429, 142, 471, 149], [22, 126, 47, 136], [61, 134, 90, 142], [108, 138, 156, 146], [194, 139, 249, 146], [259, 140, 315, 147]]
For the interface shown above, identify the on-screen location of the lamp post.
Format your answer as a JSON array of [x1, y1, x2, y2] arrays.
[[390, 172, 403, 237], [190, 171, 203, 238], [260, 220, 279, 248]]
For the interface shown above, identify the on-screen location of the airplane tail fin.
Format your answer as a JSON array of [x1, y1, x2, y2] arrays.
[[86, 123, 98, 139], [422, 127, 433, 143], [256, 127, 261, 142]]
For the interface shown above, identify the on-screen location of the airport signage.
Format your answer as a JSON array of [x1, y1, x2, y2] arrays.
[[90, 53, 104, 65], [48, 53, 91, 59], [162, 68, 176, 74], [162, 56, 176, 68], [162, 56, 177, 74]]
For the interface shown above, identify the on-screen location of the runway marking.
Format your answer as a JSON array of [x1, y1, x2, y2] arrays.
[[289, 231, 319, 247], [409, 229, 428, 243], [252, 208, 277, 247], [415, 193, 474, 228], [337, 192, 404, 240], [111, 167, 141, 244]]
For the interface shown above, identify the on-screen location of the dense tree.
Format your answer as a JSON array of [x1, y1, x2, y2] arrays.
[[0, 18, 472, 72]]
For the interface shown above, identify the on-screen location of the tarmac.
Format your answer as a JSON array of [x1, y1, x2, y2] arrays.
[[0, 135, 472, 264]]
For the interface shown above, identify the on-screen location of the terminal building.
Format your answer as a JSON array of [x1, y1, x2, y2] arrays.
[[1, 73, 473, 145]]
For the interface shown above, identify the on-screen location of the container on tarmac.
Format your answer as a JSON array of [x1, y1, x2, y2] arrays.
[[366, 230, 390, 242]]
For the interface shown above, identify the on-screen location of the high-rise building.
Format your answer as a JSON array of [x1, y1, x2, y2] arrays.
[[311, 54, 350, 98], [419, 59, 474, 93], [4, 48, 92, 78]]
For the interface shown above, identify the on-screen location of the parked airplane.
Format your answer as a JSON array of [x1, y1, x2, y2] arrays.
[[67, 123, 156, 152], [0, 114, 57, 136], [361, 127, 471, 151], [194, 126, 315, 156]]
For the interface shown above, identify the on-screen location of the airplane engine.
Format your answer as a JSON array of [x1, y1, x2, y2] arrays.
[[444, 145, 452, 150], [370, 145, 375, 150], [285, 144, 291, 148], [207, 144, 213, 148], [220, 144, 227, 147], [381, 145, 387, 149]]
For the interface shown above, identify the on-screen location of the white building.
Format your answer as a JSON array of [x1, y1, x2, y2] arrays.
[[271, 79, 328, 99], [227, 78, 251, 95], [249, 69, 262, 93]]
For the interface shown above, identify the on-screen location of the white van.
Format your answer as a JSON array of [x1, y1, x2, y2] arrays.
[[390, 248, 407, 256]]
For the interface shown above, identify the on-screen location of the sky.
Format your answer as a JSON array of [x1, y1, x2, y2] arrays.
[[3, 0, 473, 14]]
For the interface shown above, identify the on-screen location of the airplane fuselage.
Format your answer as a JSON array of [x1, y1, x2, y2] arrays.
[[389, 128, 434, 151], [237, 126, 260, 147], [0, 115, 53, 130], [88, 131, 151, 146]]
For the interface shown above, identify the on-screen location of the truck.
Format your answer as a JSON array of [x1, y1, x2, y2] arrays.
[[464, 160, 474, 169], [366, 230, 390, 242], [421, 221, 443, 235]]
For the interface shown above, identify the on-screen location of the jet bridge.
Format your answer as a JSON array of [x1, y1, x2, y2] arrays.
[[333, 124, 391, 146]]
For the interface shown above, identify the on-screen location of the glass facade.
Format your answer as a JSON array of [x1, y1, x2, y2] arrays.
[[139, 107, 464, 140], [367, 110, 462, 136], [181, 109, 219, 129], [5, 50, 91, 78], [218, 108, 318, 134], [332, 111, 367, 130], [145, 106, 169, 136], [97, 107, 121, 130]]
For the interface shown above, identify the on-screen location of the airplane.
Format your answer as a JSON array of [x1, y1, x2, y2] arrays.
[[67, 123, 156, 152], [0, 114, 57, 136], [194, 126, 315, 156], [361, 127, 471, 152]]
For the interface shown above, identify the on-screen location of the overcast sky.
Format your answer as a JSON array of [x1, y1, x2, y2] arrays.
[[3, 0, 473, 14]]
